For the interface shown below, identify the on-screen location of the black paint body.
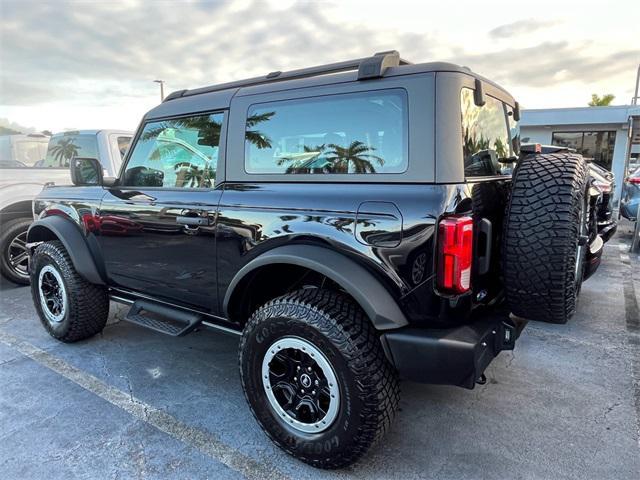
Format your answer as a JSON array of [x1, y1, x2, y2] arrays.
[[30, 62, 523, 387], [33, 179, 510, 327]]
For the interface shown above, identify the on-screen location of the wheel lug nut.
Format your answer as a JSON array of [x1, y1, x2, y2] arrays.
[[315, 380, 319, 386], [307, 367, 312, 372], [293, 377, 297, 381], [297, 366, 301, 370], [301, 389, 305, 393], [312, 390, 316, 395]]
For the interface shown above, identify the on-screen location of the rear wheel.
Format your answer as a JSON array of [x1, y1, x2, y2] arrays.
[[0, 218, 31, 285], [30, 241, 109, 342], [503, 152, 589, 324], [239, 288, 399, 469]]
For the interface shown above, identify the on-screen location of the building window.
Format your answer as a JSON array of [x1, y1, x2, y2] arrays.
[[551, 131, 616, 170], [244, 89, 408, 175]]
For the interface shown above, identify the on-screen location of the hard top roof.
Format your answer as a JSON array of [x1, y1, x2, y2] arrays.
[[145, 50, 515, 120]]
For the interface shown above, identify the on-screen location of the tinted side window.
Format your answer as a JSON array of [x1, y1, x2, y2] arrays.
[[461, 88, 511, 177], [245, 90, 408, 174], [123, 113, 223, 188]]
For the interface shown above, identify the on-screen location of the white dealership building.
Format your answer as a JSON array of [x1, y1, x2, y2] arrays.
[[521, 105, 640, 205]]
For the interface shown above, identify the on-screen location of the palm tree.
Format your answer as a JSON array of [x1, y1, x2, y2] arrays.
[[588, 94, 615, 106], [49, 138, 79, 166], [325, 141, 384, 173]]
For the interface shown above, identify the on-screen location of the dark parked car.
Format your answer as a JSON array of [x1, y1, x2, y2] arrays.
[[521, 143, 617, 243], [620, 167, 640, 221], [27, 51, 601, 468], [588, 161, 617, 241]]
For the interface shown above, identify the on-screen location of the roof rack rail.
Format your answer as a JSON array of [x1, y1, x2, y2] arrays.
[[163, 50, 411, 102]]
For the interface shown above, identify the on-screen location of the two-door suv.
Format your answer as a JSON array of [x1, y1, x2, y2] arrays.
[[27, 51, 603, 468]]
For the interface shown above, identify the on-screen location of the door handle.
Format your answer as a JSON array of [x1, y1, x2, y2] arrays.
[[176, 216, 209, 227]]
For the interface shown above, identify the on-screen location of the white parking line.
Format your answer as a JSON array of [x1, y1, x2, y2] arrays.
[[0, 330, 287, 480]]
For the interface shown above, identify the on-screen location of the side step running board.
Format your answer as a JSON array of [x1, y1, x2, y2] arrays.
[[125, 300, 203, 337]]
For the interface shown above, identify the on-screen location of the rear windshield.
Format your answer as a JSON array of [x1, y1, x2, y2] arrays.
[[43, 133, 99, 168], [0, 138, 49, 168]]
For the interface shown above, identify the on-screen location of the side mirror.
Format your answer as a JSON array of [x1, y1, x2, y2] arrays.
[[70, 157, 103, 186], [473, 78, 486, 107], [513, 101, 521, 121]]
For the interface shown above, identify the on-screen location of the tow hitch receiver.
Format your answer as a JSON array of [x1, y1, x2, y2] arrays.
[[381, 313, 526, 389]]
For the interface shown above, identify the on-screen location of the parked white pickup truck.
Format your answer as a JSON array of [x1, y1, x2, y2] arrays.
[[0, 129, 132, 284]]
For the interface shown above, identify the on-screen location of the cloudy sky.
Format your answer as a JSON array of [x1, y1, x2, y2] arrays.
[[1, 0, 639, 133]]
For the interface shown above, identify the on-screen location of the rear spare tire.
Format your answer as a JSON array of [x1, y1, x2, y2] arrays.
[[503, 152, 588, 324]]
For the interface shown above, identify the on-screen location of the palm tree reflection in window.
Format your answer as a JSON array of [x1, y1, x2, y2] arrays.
[[245, 112, 275, 149], [140, 115, 222, 188], [275, 141, 385, 174], [49, 138, 79, 166], [326, 141, 384, 173]]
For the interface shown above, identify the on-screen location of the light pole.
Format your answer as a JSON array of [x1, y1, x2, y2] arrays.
[[153, 79, 165, 101], [632, 64, 640, 105]]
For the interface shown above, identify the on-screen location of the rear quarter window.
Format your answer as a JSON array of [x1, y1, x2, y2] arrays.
[[244, 89, 408, 175], [461, 88, 513, 178]]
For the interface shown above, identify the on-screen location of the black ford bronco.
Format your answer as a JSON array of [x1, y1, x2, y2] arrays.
[[27, 51, 603, 468]]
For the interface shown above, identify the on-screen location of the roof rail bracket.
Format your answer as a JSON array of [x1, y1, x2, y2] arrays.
[[358, 51, 401, 80], [163, 51, 413, 101], [163, 89, 188, 102]]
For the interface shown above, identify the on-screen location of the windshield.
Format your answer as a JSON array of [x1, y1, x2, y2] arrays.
[[43, 133, 99, 168]]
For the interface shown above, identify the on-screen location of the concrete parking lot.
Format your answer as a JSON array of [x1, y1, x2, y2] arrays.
[[1, 223, 639, 480]]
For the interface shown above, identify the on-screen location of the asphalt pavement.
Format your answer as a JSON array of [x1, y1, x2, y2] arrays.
[[1, 222, 639, 480]]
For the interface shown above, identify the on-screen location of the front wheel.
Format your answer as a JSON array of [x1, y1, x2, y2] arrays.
[[239, 289, 399, 469], [0, 218, 32, 285], [30, 241, 109, 342]]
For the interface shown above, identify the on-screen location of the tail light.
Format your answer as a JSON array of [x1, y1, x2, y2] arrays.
[[437, 216, 473, 294], [593, 180, 612, 193], [628, 176, 640, 185]]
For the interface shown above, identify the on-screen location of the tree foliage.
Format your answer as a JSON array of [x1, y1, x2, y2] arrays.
[[588, 93, 615, 106]]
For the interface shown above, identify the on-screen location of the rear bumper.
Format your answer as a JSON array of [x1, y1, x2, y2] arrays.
[[597, 221, 617, 243], [584, 235, 604, 281], [380, 313, 527, 389]]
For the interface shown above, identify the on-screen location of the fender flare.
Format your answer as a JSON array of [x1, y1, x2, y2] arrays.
[[27, 216, 105, 285], [223, 244, 408, 330]]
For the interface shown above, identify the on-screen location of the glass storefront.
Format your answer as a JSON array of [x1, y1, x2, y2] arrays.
[[551, 131, 616, 170]]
